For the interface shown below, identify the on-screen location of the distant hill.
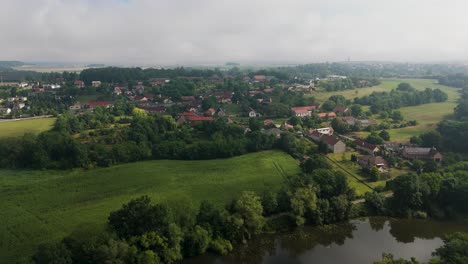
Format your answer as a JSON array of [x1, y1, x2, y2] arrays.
[[0, 61, 25, 68]]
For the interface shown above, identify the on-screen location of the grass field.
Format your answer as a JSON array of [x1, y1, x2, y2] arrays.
[[0, 118, 56, 138], [316, 78, 460, 142], [0, 150, 299, 262]]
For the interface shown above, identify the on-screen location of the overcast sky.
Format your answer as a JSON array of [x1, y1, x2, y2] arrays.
[[1, 0, 468, 65]]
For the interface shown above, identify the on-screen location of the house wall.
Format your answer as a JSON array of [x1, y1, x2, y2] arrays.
[[330, 141, 346, 153]]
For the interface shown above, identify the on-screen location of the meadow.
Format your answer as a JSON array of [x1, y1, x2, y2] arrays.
[[315, 78, 460, 142], [0, 150, 299, 262], [0, 117, 56, 138]]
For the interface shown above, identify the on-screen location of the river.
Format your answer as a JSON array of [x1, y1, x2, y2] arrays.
[[184, 217, 468, 264]]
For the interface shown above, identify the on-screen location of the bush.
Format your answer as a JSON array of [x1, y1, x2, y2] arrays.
[[208, 238, 233, 255]]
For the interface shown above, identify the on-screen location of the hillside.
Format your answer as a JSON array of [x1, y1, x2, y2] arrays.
[[0, 150, 299, 262]]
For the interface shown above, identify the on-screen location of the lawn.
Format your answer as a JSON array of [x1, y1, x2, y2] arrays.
[[0, 150, 299, 263], [0, 117, 56, 138], [318, 78, 460, 142]]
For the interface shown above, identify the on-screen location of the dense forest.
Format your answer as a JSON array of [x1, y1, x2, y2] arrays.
[[438, 73, 468, 89]]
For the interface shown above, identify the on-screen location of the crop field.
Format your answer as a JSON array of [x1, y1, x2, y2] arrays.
[[0, 150, 299, 262], [0, 117, 56, 138]]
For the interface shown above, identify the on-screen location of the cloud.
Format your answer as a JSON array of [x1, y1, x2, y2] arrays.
[[1, 0, 468, 65]]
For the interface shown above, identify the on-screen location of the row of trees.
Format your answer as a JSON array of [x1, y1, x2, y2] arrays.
[[354, 83, 448, 114]]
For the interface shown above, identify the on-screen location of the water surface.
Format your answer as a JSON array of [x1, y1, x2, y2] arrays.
[[184, 217, 468, 264]]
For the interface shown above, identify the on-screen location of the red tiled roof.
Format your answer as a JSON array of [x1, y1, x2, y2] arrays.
[[186, 116, 214, 122], [354, 139, 378, 150], [86, 101, 113, 107], [182, 111, 196, 116]]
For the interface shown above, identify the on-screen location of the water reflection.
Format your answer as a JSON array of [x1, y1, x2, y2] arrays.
[[184, 217, 468, 264]]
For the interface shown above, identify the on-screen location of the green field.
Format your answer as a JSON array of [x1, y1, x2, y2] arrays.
[[316, 78, 460, 142], [0, 150, 299, 262], [0, 118, 56, 138]]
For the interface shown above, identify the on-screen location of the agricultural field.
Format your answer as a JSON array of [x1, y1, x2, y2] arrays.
[[0, 117, 56, 138], [0, 150, 299, 262], [317, 78, 460, 142]]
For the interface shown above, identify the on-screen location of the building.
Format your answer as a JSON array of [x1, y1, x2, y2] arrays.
[[291, 104, 320, 117], [249, 108, 261, 118], [308, 130, 346, 153], [342, 116, 357, 126], [309, 127, 334, 135], [358, 155, 388, 172], [354, 139, 379, 155], [402, 147, 443, 162], [74, 80, 85, 88], [84, 101, 113, 109], [359, 119, 378, 127], [92, 81, 102, 88], [316, 112, 337, 119], [333, 106, 349, 115]]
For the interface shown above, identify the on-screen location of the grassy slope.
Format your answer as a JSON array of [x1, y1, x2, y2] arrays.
[[0, 151, 299, 262], [315, 78, 459, 142], [0, 118, 56, 138]]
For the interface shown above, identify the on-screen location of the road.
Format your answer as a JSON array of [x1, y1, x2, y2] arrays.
[[0, 115, 53, 123]]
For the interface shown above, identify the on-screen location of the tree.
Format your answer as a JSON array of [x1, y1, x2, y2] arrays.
[[331, 118, 349, 134], [370, 166, 380, 181], [364, 192, 386, 215], [321, 100, 336, 112], [288, 116, 302, 126], [248, 118, 262, 131], [289, 185, 319, 226], [390, 174, 430, 214], [379, 130, 390, 141], [419, 130, 442, 149], [396, 83, 415, 92], [373, 253, 419, 264], [391, 111, 404, 122], [260, 189, 278, 216], [33, 243, 72, 264], [108, 196, 172, 239], [432, 232, 468, 264], [366, 132, 384, 145], [300, 155, 332, 174], [183, 226, 211, 257], [350, 104, 363, 117], [228, 191, 266, 240]]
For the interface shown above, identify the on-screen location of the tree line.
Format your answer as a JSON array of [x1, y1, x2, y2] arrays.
[[354, 83, 448, 114]]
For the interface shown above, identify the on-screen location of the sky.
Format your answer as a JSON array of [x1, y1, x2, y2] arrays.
[[1, 0, 468, 65]]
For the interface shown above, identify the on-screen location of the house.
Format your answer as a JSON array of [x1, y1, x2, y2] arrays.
[[264, 119, 274, 126], [181, 96, 196, 102], [92, 81, 102, 88], [358, 155, 388, 171], [69, 103, 81, 111], [133, 96, 148, 102], [291, 104, 320, 117], [316, 112, 336, 119], [74, 80, 85, 88], [402, 147, 443, 162], [248, 90, 264, 97], [333, 106, 349, 115], [311, 127, 334, 135], [150, 78, 170, 86], [0, 107, 11, 115], [262, 128, 283, 138], [354, 139, 379, 155], [264, 88, 274, 93], [217, 108, 226, 117], [84, 101, 113, 109], [140, 106, 166, 114], [253, 75, 267, 82], [308, 130, 346, 153], [205, 108, 216, 116], [113, 87, 123, 95], [249, 108, 261, 118], [179, 115, 214, 126], [359, 119, 378, 127], [342, 116, 357, 126]]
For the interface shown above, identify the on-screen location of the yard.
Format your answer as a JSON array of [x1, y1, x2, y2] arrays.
[[0, 117, 56, 138], [327, 152, 409, 196], [0, 150, 299, 263]]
